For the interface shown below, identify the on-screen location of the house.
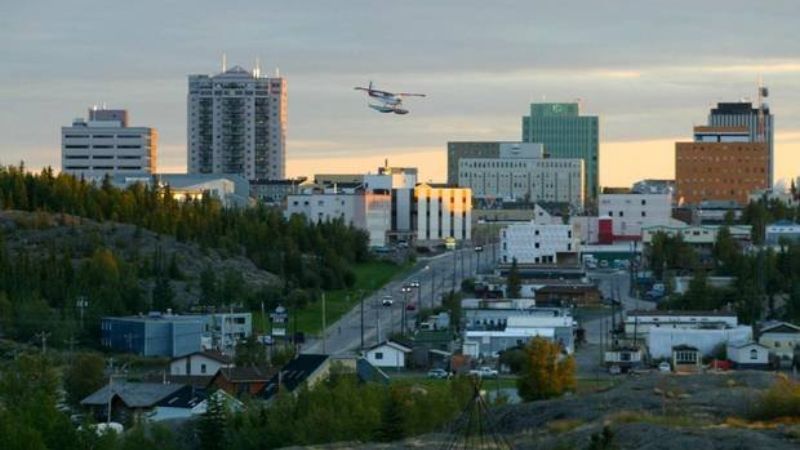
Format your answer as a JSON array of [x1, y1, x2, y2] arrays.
[[363, 341, 412, 369], [604, 347, 643, 372], [671, 345, 701, 373], [209, 366, 274, 398], [758, 322, 800, 364], [147, 384, 207, 422], [170, 351, 233, 377], [534, 283, 602, 307], [81, 381, 186, 424], [261, 354, 332, 400], [726, 342, 770, 369]]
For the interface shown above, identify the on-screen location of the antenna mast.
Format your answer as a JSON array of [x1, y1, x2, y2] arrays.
[[222, 52, 227, 72]]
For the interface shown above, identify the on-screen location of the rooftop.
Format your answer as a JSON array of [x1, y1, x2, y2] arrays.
[[82, 381, 185, 408]]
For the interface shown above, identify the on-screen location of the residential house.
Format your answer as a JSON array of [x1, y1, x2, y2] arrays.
[[170, 351, 233, 377], [147, 384, 207, 422], [261, 354, 332, 401], [758, 322, 800, 363], [726, 342, 770, 369], [604, 347, 644, 372], [81, 381, 186, 425], [363, 341, 411, 369], [209, 366, 274, 398]]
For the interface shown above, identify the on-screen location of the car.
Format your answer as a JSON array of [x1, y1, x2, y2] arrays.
[[381, 296, 393, 306], [658, 361, 671, 373], [427, 368, 449, 379], [405, 302, 417, 311], [474, 245, 484, 252], [468, 366, 499, 378], [409, 280, 420, 288]]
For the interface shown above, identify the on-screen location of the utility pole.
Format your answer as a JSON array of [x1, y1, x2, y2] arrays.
[[451, 247, 457, 292], [76, 296, 88, 330], [64, 336, 78, 362], [360, 291, 365, 351], [35, 331, 50, 354], [321, 292, 327, 354], [376, 308, 382, 344]]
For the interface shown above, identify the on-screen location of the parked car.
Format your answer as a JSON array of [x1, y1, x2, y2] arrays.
[[658, 361, 671, 373], [469, 366, 499, 378], [381, 296, 394, 306], [427, 368, 449, 379]]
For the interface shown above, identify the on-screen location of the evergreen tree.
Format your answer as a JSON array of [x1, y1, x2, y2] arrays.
[[197, 393, 227, 450], [507, 258, 522, 298]]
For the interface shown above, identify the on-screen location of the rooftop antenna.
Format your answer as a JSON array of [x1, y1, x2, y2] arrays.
[[757, 75, 768, 143], [253, 57, 261, 78], [275, 67, 280, 78], [222, 52, 227, 72]]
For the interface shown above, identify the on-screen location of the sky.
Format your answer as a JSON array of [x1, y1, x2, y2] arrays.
[[2, 0, 800, 188]]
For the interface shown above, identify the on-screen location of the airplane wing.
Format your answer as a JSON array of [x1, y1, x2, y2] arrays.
[[354, 86, 394, 97]]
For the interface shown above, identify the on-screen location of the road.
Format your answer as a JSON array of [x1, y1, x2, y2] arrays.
[[302, 244, 497, 355], [581, 268, 656, 345]]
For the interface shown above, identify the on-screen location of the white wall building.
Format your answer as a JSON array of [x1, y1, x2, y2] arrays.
[[642, 224, 752, 245], [727, 342, 770, 368], [62, 108, 156, 181], [765, 221, 800, 246], [459, 157, 584, 209], [758, 322, 800, 362], [188, 64, 287, 180], [647, 326, 752, 359], [500, 221, 578, 264], [624, 311, 738, 336], [598, 193, 673, 238], [414, 183, 472, 244], [363, 341, 411, 368], [169, 351, 233, 376], [206, 313, 253, 355]]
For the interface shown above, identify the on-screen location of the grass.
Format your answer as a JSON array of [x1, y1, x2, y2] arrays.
[[575, 377, 617, 394], [288, 260, 415, 336], [546, 418, 584, 434], [610, 410, 708, 428]]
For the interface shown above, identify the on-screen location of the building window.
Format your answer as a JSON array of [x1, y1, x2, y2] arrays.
[[749, 349, 758, 360], [641, 211, 646, 217], [375, 352, 384, 360], [201, 364, 207, 374]]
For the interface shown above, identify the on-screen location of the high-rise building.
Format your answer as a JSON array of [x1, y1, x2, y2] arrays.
[[61, 107, 157, 181], [188, 64, 287, 180], [521, 103, 599, 204], [675, 126, 768, 205], [447, 142, 502, 185], [708, 101, 773, 186]]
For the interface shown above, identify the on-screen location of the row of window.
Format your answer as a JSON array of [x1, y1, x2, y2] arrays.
[[64, 144, 143, 149], [64, 166, 145, 170], [64, 134, 143, 139]]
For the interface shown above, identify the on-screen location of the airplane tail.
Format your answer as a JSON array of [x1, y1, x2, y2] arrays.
[[369, 80, 373, 91]]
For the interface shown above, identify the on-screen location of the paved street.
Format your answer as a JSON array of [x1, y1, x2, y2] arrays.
[[302, 244, 497, 355]]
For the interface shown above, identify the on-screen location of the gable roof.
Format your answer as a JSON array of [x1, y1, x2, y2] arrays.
[[727, 341, 770, 350], [81, 382, 185, 408], [155, 384, 207, 409], [213, 366, 274, 383], [366, 340, 412, 353], [260, 354, 329, 400], [172, 351, 233, 365], [760, 322, 800, 334]]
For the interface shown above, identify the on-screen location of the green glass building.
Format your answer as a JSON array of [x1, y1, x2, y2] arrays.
[[522, 103, 599, 205]]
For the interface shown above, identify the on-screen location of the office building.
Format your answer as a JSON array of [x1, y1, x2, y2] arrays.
[[598, 192, 673, 239], [413, 183, 472, 245], [61, 108, 157, 181], [249, 177, 306, 205], [101, 313, 206, 358], [500, 222, 578, 264], [708, 100, 773, 186], [521, 103, 599, 203], [447, 142, 502, 186], [675, 126, 768, 205], [368, 165, 418, 242], [188, 63, 287, 180], [765, 220, 800, 246]]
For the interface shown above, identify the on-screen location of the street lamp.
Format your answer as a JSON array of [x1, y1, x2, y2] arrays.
[[400, 286, 412, 335]]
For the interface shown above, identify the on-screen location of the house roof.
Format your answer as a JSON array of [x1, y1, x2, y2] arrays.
[[154, 384, 207, 409], [760, 322, 800, 334], [260, 354, 329, 400], [214, 366, 274, 383], [172, 351, 233, 365], [81, 382, 186, 408], [672, 344, 699, 352], [627, 310, 737, 318], [727, 341, 770, 350], [366, 340, 412, 353], [141, 374, 213, 389]]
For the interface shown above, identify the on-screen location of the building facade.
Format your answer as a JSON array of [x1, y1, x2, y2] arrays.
[[413, 183, 472, 245], [598, 192, 672, 238], [675, 126, 769, 205], [249, 177, 306, 205], [765, 220, 800, 246], [521, 103, 599, 204], [458, 157, 584, 208], [62, 108, 157, 181], [500, 222, 578, 264], [708, 101, 773, 186], [188, 65, 286, 180], [101, 313, 206, 358]]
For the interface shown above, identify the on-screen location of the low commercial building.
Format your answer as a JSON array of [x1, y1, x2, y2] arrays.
[[112, 173, 252, 208], [101, 312, 207, 358], [765, 220, 800, 246], [598, 192, 673, 239], [641, 224, 752, 246], [648, 326, 752, 359], [500, 222, 578, 264], [413, 183, 472, 245], [249, 177, 306, 205], [463, 305, 575, 357], [624, 310, 739, 337]]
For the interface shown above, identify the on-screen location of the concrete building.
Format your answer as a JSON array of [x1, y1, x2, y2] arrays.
[[521, 103, 599, 203], [101, 313, 206, 358], [624, 310, 739, 337], [207, 312, 253, 354], [463, 310, 575, 357], [111, 173, 251, 208], [765, 220, 800, 246], [598, 192, 673, 239], [631, 179, 675, 195], [413, 183, 472, 245], [188, 64, 286, 180], [642, 224, 752, 246], [675, 126, 769, 205], [500, 222, 578, 264], [458, 156, 584, 209], [249, 177, 306, 205], [62, 108, 156, 181], [708, 101, 774, 186], [447, 141, 503, 186], [648, 326, 752, 359], [369, 165, 418, 243]]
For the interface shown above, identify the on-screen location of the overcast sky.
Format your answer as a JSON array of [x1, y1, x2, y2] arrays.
[[2, 0, 799, 186]]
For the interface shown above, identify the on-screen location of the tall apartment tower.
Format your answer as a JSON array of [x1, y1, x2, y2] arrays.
[[521, 103, 599, 205], [708, 101, 774, 186], [188, 63, 287, 180], [61, 107, 157, 181]]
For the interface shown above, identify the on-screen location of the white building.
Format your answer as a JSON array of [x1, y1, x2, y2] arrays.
[[62, 108, 156, 181], [598, 192, 673, 238], [727, 342, 770, 368], [758, 322, 800, 362], [624, 310, 738, 336], [111, 173, 251, 208], [206, 313, 253, 355], [188, 63, 287, 180], [648, 326, 752, 359], [765, 220, 800, 246], [169, 351, 233, 376], [500, 221, 578, 264], [642, 224, 752, 246], [459, 156, 584, 209], [363, 341, 411, 369], [366, 166, 418, 242], [414, 183, 472, 245]]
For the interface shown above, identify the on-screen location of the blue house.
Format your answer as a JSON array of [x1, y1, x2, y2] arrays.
[[101, 312, 206, 357]]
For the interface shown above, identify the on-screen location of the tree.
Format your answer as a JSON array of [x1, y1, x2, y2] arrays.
[[234, 335, 268, 368], [197, 393, 227, 450], [64, 352, 106, 405], [378, 388, 406, 442], [507, 258, 522, 298], [517, 337, 576, 401]]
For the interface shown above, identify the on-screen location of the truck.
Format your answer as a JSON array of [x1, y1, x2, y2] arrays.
[[468, 366, 499, 378]]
